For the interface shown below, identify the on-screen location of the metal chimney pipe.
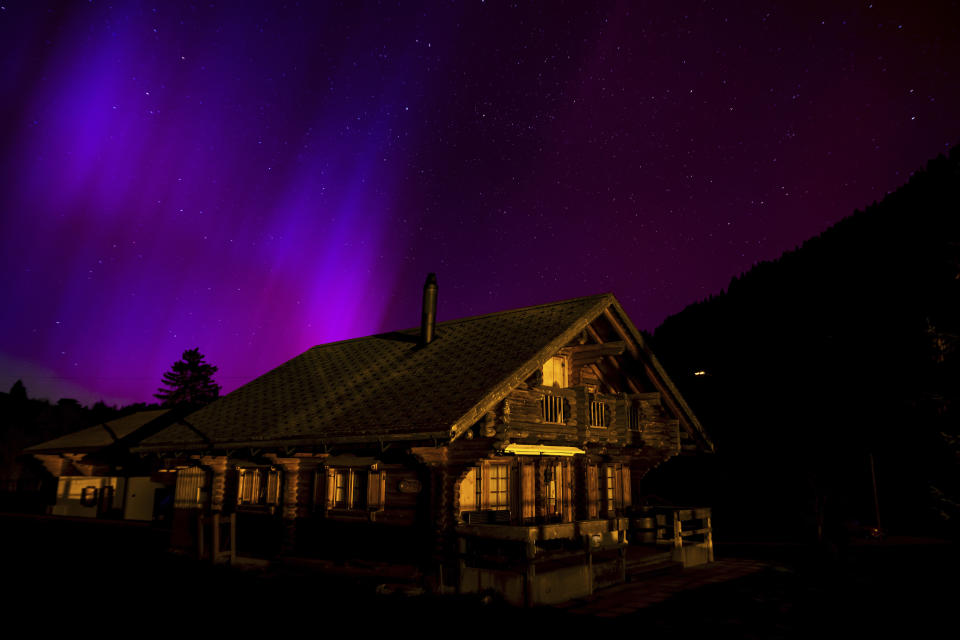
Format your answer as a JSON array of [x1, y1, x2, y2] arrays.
[[421, 273, 438, 345]]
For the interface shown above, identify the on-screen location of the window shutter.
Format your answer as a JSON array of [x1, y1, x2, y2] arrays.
[[613, 464, 622, 511], [324, 468, 336, 511], [621, 464, 632, 508], [267, 469, 281, 505], [562, 460, 573, 522], [175, 467, 206, 509], [520, 462, 535, 521], [587, 464, 599, 519], [366, 470, 384, 511]]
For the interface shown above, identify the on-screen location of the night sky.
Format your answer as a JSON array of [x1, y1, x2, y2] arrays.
[[2, 1, 958, 406]]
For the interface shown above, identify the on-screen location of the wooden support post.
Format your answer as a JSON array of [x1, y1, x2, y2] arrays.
[[457, 537, 466, 595], [276, 458, 301, 553], [585, 536, 594, 595], [672, 512, 683, 564], [619, 544, 627, 584], [197, 513, 204, 561], [213, 512, 221, 562], [200, 456, 228, 513], [229, 512, 237, 564], [525, 541, 537, 607], [705, 513, 714, 563]]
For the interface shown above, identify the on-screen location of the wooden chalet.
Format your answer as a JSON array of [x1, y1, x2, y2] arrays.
[[134, 276, 714, 604]]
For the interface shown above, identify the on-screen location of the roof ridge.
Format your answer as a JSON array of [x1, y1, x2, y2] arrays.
[[305, 292, 614, 350], [428, 292, 614, 328]]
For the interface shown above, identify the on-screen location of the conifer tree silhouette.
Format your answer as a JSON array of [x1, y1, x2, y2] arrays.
[[154, 348, 221, 407]]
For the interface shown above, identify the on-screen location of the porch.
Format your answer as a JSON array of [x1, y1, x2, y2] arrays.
[[455, 517, 629, 606]]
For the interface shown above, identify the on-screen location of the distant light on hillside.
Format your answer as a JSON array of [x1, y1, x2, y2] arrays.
[[693, 370, 707, 376]]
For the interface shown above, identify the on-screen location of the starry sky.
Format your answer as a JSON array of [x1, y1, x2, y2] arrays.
[[1, 1, 958, 406]]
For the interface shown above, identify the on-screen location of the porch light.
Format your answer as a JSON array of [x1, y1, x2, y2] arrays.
[[503, 444, 585, 457]]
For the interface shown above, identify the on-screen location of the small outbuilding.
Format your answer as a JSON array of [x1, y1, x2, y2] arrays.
[[27, 409, 183, 521]]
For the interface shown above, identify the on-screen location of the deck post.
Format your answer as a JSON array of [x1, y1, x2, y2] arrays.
[[525, 541, 537, 607], [672, 511, 682, 564], [213, 512, 221, 562], [705, 512, 714, 562], [275, 458, 301, 553], [585, 535, 594, 595], [229, 512, 237, 564], [197, 513, 204, 561]]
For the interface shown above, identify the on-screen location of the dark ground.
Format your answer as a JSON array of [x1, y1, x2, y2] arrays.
[[2, 513, 956, 636]]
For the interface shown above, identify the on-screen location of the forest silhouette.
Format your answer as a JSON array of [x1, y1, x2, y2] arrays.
[[646, 145, 960, 542]]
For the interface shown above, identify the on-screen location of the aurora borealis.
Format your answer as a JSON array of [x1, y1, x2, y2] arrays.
[[2, 1, 959, 405]]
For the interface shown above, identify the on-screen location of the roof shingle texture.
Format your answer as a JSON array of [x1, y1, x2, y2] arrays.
[[140, 295, 611, 449], [26, 409, 171, 453]]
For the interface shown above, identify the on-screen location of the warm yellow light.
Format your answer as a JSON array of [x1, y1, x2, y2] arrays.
[[503, 444, 585, 457], [693, 370, 706, 376]]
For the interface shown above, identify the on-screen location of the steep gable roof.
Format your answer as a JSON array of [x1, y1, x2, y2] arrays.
[[137, 293, 710, 452]]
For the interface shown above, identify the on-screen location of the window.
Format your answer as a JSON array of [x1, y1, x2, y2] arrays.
[[459, 462, 511, 516], [628, 402, 642, 431], [237, 467, 281, 506], [604, 465, 616, 512], [488, 463, 509, 511], [544, 461, 568, 520], [324, 467, 384, 513], [174, 468, 206, 509], [602, 463, 628, 516], [542, 356, 567, 388]]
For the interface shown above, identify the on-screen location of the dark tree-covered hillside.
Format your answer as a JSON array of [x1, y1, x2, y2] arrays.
[[647, 146, 960, 542]]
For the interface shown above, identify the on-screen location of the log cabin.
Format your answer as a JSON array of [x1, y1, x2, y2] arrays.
[[133, 276, 714, 604]]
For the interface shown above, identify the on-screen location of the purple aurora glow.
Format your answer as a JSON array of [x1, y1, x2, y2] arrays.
[[1, 1, 958, 405]]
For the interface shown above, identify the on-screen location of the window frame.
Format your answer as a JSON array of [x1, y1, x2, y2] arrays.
[[236, 466, 282, 508], [322, 465, 385, 517]]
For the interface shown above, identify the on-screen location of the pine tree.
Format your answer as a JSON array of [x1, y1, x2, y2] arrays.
[[154, 348, 221, 407]]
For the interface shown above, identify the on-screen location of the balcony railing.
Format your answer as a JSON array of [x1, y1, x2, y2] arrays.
[[540, 394, 565, 424], [588, 400, 608, 427]]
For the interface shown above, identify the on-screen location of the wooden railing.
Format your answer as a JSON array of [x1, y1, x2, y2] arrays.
[[540, 393, 565, 423], [629, 506, 713, 566]]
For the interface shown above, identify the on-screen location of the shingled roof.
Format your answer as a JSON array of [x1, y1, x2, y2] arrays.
[[26, 409, 172, 454], [136, 293, 710, 452]]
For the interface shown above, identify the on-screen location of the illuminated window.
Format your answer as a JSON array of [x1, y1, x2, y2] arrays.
[[602, 464, 624, 516], [174, 468, 206, 508], [604, 466, 616, 510], [237, 467, 281, 506], [324, 467, 382, 513], [459, 466, 480, 512], [542, 356, 567, 388], [459, 463, 511, 517], [488, 463, 509, 511], [333, 470, 347, 508], [545, 461, 567, 520]]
